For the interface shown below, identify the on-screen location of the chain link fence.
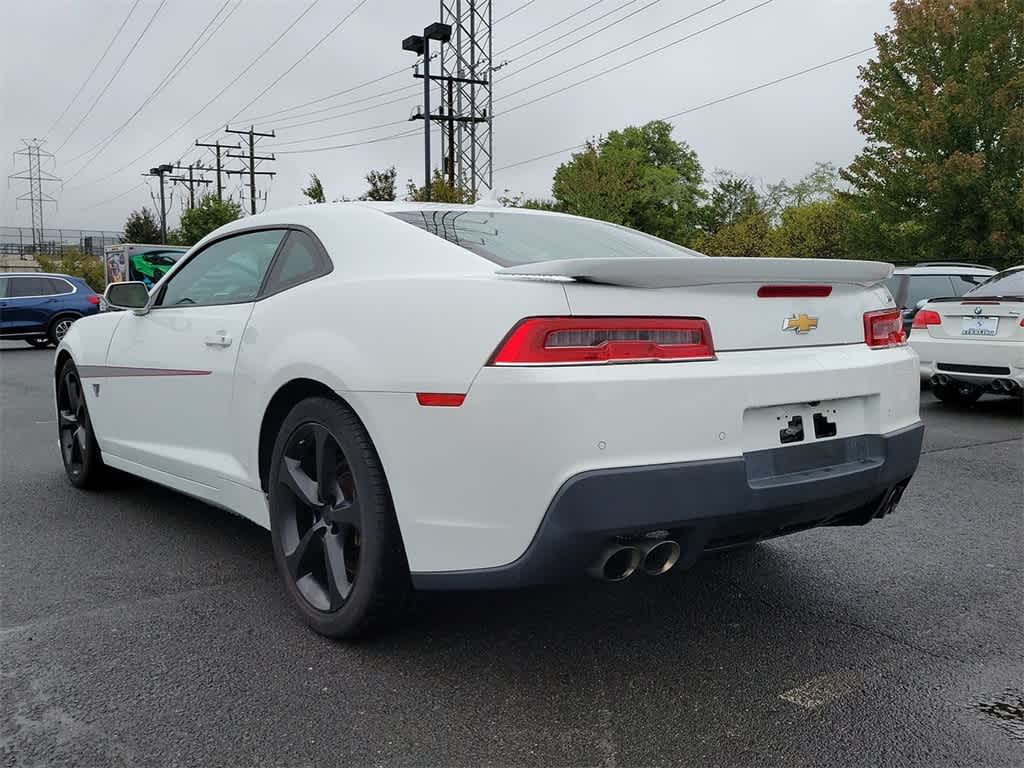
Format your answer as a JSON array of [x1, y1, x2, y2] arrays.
[[0, 227, 123, 261]]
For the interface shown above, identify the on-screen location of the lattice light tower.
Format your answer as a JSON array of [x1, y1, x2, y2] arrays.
[[9, 139, 60, 251], [439, 0, 493, 196]]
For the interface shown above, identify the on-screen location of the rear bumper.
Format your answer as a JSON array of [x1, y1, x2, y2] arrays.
[[912, 336, 1024, 386], [411, 422, 924, 590]]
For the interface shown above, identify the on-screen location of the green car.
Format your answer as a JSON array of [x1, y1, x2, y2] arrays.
[[129, 251, 183, 287]]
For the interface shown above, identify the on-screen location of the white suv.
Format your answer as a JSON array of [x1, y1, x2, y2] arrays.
[[885, 263, 997, 334], [910, 266, 1024, 404]]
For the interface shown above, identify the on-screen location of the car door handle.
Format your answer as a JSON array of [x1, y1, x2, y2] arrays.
[[204, 333, 233, 348]]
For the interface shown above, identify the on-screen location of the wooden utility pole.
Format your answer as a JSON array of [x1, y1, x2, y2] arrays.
[[225, 126, 275, 215]]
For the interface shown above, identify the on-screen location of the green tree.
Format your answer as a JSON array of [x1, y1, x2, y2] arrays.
[[700, 172, 763, 234], [763, 162, 841, 220], [498, 190, 562, 211], [551, 120, 704, 243], [841, 0, 1024, 267], [301, 173, 326, 204], [169, 195, 242, 246], [123, 207, 162, 243], [36, 248, 106, 291], [692, 211, 773, 256], [405, 169, 476, 203], [769, 199, 856, 259], [362, 166, 397, 201]]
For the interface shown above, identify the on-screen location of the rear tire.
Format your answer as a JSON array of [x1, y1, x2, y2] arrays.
[[48, 313, 80, 345], [268, 396, 410, 639], [932, 382, 982, 406], [56, 360, 107, 489]]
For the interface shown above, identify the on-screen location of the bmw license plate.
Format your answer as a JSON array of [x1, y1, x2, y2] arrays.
[[961, 316, 998, 336]]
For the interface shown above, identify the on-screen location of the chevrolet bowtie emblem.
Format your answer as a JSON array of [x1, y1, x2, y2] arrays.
[[782, 314, 819, 334]]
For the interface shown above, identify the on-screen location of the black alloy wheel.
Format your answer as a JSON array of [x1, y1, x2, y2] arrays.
[[57, 361, 105, 488], [277, 422, 362, 612], [268, 397, 410, 639]]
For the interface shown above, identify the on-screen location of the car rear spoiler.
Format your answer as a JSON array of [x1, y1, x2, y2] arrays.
[[495, 256, 894, 289]]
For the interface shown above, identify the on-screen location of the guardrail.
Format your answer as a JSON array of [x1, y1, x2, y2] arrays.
[[0, 227, 123, 258]]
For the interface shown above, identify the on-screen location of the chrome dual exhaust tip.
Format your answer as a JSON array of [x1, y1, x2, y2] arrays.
[[588, 538, 682, 581], [640, 540, 681, 575], [588, 545, 642, 582]]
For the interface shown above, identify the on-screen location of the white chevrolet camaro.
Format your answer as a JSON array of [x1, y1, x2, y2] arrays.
[[55, 202, 924, 638], [910, 265, 1024, 404]]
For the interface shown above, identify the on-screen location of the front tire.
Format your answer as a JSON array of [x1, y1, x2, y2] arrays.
[[932, 381, 983, 406], [268, 396, 410, 639], [57, 360, 107, 488]]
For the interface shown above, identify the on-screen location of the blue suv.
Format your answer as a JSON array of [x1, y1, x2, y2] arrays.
[[0, 272, 101, 348]]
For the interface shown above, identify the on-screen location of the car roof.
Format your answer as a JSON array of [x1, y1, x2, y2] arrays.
[[891, 264, 997, 275], [0, 271, 76, 279]]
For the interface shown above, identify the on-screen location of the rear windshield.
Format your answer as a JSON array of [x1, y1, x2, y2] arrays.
[[387, 210, 703, 267], [966, 268, 1024, 298]]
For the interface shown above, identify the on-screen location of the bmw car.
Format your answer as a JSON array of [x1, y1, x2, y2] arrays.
[[910, 265, 1024, 404], [54, 202, 924, 638], [0, 272, 100, 347]]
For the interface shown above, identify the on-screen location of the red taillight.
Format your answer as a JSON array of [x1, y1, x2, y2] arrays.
[[864, 309, 907, 348], [489, 317, 715, 365], [912, 309, 942, 329], [87, 294, 101, 305], [416, 393, 465, 407], [757, 285, 832, 298]]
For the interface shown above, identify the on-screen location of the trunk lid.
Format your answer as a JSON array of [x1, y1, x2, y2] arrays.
[[920, 298, 1024, 342], [498, 256, 896, 352]]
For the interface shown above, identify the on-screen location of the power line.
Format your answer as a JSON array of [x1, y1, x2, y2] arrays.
[[241, 2, 616, 128], [498, 0, 610, 55], [54, 0, 169, 154], [64, 0, 327, 193], [499, 0, 659, 75], [499, 0, 775, 113], [272, 92, 420, 132], [241, 65, 414, 123], [45, 0, 144, 137], [265, 119, 409, 148], [63, 0, 239, 182], [77, 181, 149, 211], [258, 82, 419, 128], [495, 0, 540, 23], [499, 0, 730, 101], [217, 0, 371, 129], [494, 47, 876, 172], [273, 128, 422, 156]]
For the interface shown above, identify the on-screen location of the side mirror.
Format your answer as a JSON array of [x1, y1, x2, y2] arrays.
[[103, 281, 150, 314], [915, 298, 929, 310]]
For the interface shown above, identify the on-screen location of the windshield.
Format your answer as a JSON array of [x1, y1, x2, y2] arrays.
[[965, 267, 1024, 298], [388, 210, 704, 266]]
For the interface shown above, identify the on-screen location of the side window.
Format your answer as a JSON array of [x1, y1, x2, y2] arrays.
[[949, 274, 987, 295], [904, 275, 955, 308], [157, 230, 286, 307], [262, 230, 331, 295], [8, 276, 49, 297], [45, 278, 72, 295]]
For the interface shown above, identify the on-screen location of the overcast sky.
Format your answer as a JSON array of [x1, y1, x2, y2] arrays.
[[0, 0, 893, 232]]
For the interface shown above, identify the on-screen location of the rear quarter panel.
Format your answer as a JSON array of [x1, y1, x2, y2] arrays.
[[231, 271, 571, 490]]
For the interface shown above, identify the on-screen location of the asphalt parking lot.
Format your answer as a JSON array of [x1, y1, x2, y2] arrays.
[[2, 342, 1022, 768]]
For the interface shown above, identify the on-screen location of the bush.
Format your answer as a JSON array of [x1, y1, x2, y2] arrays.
[[36, 248, 106, 292]]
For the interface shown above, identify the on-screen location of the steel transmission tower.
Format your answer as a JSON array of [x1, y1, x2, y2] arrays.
[[9, 139, 60, 251], [439, 0, 493, 195]]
